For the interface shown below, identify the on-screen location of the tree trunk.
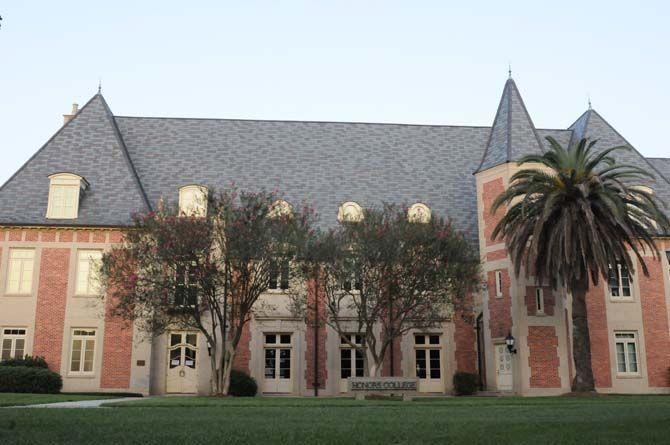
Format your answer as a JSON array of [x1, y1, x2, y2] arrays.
[[570, 278, 596, 392]]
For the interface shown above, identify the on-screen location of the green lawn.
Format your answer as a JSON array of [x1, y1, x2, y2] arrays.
[[1, 395, 669, 444], [0, 393, 118, 407]]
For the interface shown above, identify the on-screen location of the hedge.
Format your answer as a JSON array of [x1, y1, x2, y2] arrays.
[[229, 370, 258, 397], [0, 366, 63, 394], [0, 355, 49, 368], [453, 372, 479, 396]]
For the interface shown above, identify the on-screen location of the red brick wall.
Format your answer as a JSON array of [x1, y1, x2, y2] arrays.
[[232, 322, 251, 373], [304, 278, 327, 389], [100, 294, 133, 389], [585, 281, 612, 388], [483, 178, 505, 247], [488, 269, 512, 339], [638, 257, 670, 387], [32, 248, 70, 372], [527, 326, 561, 388], [381, 337, 402, 377], [525, 286, 555, 316], [454, 294, 477, 373]]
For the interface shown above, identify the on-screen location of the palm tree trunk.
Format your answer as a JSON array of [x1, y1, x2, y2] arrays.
[[570, 277, 596, 392]]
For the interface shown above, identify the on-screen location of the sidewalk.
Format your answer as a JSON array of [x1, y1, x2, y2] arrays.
[[12, 397, 147, 408]]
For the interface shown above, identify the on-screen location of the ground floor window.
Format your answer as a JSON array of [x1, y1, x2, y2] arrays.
[[1, 328, 26, 360], [264, 333, 292, 379], [614, 332, 639, 375], [70, 329, 96, 373], [340, 334, 365, 379], [414, 334, 441, 379]]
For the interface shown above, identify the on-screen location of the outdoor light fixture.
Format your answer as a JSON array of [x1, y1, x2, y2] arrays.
[[505, 332, 517, 354], [207, 341, 212, 357]]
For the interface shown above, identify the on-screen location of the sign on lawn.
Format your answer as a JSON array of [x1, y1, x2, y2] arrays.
[[348, 377, 418, 401]]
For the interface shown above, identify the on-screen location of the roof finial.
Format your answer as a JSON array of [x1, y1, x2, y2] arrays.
[[588, 94, 592, 110], [97, 79, 102, 95], [508, 62, 512, 79]]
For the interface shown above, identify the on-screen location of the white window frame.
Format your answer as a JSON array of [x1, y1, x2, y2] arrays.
[[535, 288, 544, 314], [1, 328, 27, 361], [408, 203, 431, 223], [5, 249, 35, 295], [413, 334, 442, 380], [69, 329, 97, 375], [178, 185, 208, 217], [267, 259, 291, 292], [75, 250, 103, 296], [608, 263, 633, 301], [46, 173, 87, 219], [495, 270, 503, 298], [340, 334, 365, 380], [614, 331, 640, 376], [337, 202, 363, 222]]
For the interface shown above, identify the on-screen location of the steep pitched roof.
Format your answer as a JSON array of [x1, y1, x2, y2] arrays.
[[476, 78, 545, 172], [569, 109, 670, 220], [0, 94, 150, 226]]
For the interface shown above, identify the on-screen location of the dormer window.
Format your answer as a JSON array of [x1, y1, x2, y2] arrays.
[[46, 173, 88, 219], [408, 203, 431, 223], [179, 185, 208, 217], [269, 199, 293, 219], [337, 202, 363, 223]]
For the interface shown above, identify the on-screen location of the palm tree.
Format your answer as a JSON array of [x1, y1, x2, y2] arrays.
[[491, 137, 670, 392]]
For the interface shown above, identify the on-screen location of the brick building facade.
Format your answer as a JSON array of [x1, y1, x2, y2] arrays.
[[0, 77, 668, 395]]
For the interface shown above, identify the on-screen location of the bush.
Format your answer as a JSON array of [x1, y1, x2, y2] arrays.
[[453, 372, 479, 396], [0, 366, 62, 394], [229, 370, 257, 397], [0, 355, 49, 368]]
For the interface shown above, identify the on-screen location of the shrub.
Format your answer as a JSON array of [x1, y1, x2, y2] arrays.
[[229, 370, 257, 397], [0, 366, 62, 394], [453, 372, 479, 396], [0, 355, 49, 368]]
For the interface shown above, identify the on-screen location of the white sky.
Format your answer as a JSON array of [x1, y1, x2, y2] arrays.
[[1, 1, 668, 184]]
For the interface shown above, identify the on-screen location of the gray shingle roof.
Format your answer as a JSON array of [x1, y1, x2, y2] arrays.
[[0, 94, 150, 226], [476, 78, 545, 172]]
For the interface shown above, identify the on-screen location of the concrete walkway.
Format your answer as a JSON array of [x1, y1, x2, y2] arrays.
[[12, 397, 147, 408]]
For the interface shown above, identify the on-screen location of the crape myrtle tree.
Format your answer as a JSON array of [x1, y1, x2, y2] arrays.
[[100, 187, 316, 395], [491, 137, 670, 392], [291, 204, 480, 377]]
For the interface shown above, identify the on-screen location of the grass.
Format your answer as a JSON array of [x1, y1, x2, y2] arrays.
[[1, 395, 669, 444], [0, 392, 119, 407]]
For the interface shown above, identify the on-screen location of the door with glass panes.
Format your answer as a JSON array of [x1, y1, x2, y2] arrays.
[[263, 333, 293, 393], [414, 334, 444, 393], [166, 331, 198, 393], [340, 334, 365, 392]]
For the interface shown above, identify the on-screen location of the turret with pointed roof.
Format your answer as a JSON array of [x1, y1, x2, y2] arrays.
[[476, 78, 545, 173]]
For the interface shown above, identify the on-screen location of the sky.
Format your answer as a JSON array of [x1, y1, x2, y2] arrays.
[[1, 1, 669, 185]]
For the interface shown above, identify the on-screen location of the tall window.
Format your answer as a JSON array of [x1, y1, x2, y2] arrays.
[[535, 288, 544, 314], [614, 332, 639, 375], [175, 262, 198, 307], [75, 250, 103, 295], [6, 249, 35, 295], [340, 334, 365, 379], [268, 260, 290, 291], [494, 270, 503, 298], [342, 259, 362, 292], [46, 173, 87, 219], [414, 334, 441, 379], [608, 263, 632, 299], [1, 328, 26, 360], [179, 185, 207, 216], [70, 329, 96, 373]]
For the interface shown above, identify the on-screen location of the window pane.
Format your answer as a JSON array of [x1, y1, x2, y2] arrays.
[[616, 342, 626, 372], [340, 349, 352, 378], [265, 334, 276, 345], [280, 334, 291, 345], [170, 333, 182, 346], [264, 349, 276, 378], [279, 349, 291, 379], [14, 339, 25, 359], [185, 347, 196, 368], [429, 349, 441, 378], [169, 348, 181, 368], [83, 340, 95, 372], [415, 335, 425, 345], [627, 343, 638, 373], [415, 349, 426, 378], [355, 350, 365, 377], [429, 335, 440, 345], [1, 339, 12, 360], [71, 339, 82, 372], [186, 334, 197, 347]]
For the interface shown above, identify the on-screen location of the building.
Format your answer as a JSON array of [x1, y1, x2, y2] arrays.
[[0, 78, 668, 396]]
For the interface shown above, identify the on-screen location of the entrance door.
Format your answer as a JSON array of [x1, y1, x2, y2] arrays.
[[414, 334, 444, 393], [166, 331, 198, 393], [495, 343, 513, 391], [263, 333, 293, 393]]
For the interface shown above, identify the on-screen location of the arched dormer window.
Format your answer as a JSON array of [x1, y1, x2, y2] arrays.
[[268, 199, 293, 219], [338, 201, 363, 223], [408, 203, 431, 223], [179, 185, 208, 217], [46, 173, 88, 219]]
